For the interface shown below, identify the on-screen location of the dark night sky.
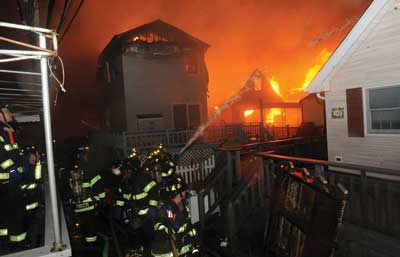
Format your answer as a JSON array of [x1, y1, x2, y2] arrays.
[[1, 0, 371, 138]]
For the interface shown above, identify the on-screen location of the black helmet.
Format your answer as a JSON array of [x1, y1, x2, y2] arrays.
[[161, 174, 187, 199], [72, 148, 88, 168]]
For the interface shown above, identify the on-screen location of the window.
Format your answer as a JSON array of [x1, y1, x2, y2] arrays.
[[173, 104, 201, 129], [367, 85, 400, 134], [184, 55, 197, 74]]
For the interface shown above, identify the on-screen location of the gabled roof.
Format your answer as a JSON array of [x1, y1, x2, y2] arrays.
[[306, 0, 390, 93], [101, 19, 210, 57]]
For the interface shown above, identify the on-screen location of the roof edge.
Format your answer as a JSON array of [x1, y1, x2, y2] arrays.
[[305, 0, 390, 93]]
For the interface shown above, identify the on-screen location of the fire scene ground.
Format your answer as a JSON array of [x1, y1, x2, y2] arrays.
[[1, 0, 400, 257]]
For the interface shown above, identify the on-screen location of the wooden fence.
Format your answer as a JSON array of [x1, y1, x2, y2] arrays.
[[176, 155, 215, 187]]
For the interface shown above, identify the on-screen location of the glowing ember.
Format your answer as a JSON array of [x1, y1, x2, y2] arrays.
[[266, 108, 282, 124], [269, 77, 283, 98], [244, 109, 254, 117], [133, 36, 140, 41], [291, 48, 332, 93]]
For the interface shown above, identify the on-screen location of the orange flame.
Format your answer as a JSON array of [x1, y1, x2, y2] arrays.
[[269, 77, 283, 98], [266, 108, 281, 124], [291, 48, 332, 93], [244, 109, 254, 117]]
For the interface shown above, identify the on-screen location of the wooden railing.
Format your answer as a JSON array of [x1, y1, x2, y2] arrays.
[[193, 137, 327, 249], [123, 124, 301, 150], [257, 153, 400, 256]]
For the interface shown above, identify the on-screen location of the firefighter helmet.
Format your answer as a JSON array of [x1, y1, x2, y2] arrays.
[[72, 148, 88, 168], [124, 148, 141, 172]]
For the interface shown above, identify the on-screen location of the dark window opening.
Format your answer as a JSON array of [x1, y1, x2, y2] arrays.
[[173, 104, 188, 129]]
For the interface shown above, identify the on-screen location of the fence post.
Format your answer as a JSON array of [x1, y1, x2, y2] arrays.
[[235, 150, 241, 182], [227, 202, 236, 252], [226, 151, 233, 193], [198, 190, 206, 229], [286, 125, 290, 138], [360, 170, 369, 226]]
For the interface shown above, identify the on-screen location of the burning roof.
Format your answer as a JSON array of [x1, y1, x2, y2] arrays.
[[101, 19, 210, 58]]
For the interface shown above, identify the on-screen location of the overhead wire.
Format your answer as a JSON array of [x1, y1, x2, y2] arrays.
[[59, 0, 85, 43], [56, 0, 71, 33]]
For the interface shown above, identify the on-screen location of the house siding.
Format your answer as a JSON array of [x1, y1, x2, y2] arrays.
[[325, 0, 400, 169], [122, 52, 208, 132]]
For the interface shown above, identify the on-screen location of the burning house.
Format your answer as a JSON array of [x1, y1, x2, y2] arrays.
[[97, 19, 210, 132], [218, 72, 301, 127], [306, 0, 400, 169]]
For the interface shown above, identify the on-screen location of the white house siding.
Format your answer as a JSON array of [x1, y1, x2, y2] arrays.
[[122, 53, 208, 132], [325, 0, 400, 170]]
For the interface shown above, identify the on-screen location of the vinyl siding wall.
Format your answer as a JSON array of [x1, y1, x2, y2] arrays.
[[325, 0, 400, 169]]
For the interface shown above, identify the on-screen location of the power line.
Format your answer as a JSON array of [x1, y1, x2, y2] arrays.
[[59, 0, 85, 43], [56, 0, 71, 33]]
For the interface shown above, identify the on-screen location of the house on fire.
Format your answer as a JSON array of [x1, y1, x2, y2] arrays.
[[218, 73, 301, 127], [306, 0, 400, 169], [97, 19, 209, 132]]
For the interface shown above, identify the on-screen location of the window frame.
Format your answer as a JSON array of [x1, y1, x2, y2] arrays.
[[365, 84, 400, 135]]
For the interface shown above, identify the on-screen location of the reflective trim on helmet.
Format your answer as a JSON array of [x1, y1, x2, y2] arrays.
[[90, 175, 101, 186], [132, 191, 148, 200], [26, 202, 39, 211], [144, 180, 156, 192], [0, 228, 8, 236], [4, 144, 12, 151], [98, 192, 106, 198], [10, 232, 27, 242], [74, 205, 95, 213], [82, 182, 91, 188], [179, 244, 192, 255], [149, 199, 158, 207], [161, 168, 174, 177], [138, 208, 149, 215], [151, 251, 173, 257], [0, 172, 9, 180], [17, 166, 23, 174], [1, 159, 14, 170], [123, 193, 131, 200], [35, 162, 42, 180], [116, 200, 125, 207], [85, 236, 97, 242]]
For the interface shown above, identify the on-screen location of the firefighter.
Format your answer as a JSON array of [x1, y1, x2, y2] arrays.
[[67, 147, 106, 249], [21, 146, 42, 243], [0, 101, 28, 248], [115, 148, 159, 253], [152, 174, 200, 257]]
